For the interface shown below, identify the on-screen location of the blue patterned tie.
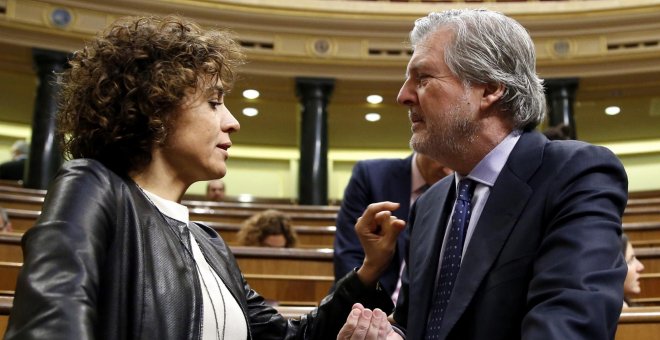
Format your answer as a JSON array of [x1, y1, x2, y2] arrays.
[[425, 179, 476, 339]]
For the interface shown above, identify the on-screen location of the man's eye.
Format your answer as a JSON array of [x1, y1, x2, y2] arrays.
[[417, 76, 430, 87], [209, 101, 222, 109]]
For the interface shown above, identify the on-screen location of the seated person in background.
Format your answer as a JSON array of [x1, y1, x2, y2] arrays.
[[0, 207, 12, 232], [237, 209, 298, 248], [334, 152, 452, 301], [621, 233, 645, 308], [542, 123, 571, 140], [206, 178, 226, 201], [0, 140, 29, 181], [6, 15, 400, 339]]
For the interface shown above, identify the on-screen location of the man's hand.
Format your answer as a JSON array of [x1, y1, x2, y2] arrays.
[[355, 202, 406, 287], [337, 303, 403, 340]]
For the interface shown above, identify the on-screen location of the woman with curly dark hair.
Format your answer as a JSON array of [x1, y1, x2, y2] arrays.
[[5, 15, 404, 340], [237, 209, 299, 248]]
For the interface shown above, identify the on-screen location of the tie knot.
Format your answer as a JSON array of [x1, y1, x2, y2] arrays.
[[457, 179, 475, 202]]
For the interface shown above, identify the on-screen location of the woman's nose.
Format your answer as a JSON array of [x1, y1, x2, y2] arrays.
[[223, 108, 240, 133]]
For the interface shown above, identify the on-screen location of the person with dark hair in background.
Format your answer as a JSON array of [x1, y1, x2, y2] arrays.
[[621, 233, 645, 308], [334, 152, 451, 302], [542, 123, 571, 141], [6, 15, 403, 339], [0, 140, 29, 181], [237, 209, 298, 248], [206, 178, 226, 201], [340, 8, 628, 340]]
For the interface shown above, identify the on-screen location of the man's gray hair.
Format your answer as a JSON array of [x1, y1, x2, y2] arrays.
[[410, 9, 546, 131]]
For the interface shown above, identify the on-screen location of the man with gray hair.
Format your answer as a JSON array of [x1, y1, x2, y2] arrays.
[[338, 8, 627, 340], [0, 140, 29, 181]]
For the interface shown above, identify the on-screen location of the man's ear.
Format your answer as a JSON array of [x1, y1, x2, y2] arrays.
[[480, 82, 505, 111]]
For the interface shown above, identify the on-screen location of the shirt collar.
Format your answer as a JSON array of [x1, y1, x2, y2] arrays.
[[141, 188, 190, 224], [411, 153, 427, 193], [455, 130, 522, 187]]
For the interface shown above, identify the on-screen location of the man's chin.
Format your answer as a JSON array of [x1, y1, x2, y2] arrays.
[[409, 137, 426, 154]]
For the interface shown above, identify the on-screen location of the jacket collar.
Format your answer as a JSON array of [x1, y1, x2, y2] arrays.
[[436, 130, 546, 339]]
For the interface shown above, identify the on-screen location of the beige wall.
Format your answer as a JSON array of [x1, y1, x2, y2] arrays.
[[0, 121, 656, 198], [187, 142, 660, 200]]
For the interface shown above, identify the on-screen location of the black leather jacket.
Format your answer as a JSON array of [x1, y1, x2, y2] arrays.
[[6, 159, 392, 339]]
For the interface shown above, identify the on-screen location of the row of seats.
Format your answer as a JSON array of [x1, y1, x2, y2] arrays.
[[1, 182, 660, 338], [5, 207, 660, 251], [1, 187, 660, 225], [1, 232, 659, 306]]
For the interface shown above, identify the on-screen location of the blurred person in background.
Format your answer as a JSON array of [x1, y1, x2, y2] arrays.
[[0, 207, 13, 232], [0, 140, 29, 181], [237, 209, 298, 248], [621, 233, 645, 308], [206, 178, 226, 201]]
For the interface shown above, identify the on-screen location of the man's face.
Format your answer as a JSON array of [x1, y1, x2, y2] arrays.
[[397, 28, 484, 167], [207, 181, 226, 201]]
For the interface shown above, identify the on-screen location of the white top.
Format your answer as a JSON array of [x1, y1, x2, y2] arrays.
[[142, 189, 248, 340]]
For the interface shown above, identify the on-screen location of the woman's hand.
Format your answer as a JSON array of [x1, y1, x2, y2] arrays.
[[337, 303, 403, 340]]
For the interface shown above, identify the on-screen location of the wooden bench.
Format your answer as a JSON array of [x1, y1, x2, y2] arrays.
[[6, 208, 660, 250], [0, 246, 334, 306], [4, 209, 39, 232], [0, 222, 335, 252], [639, 273, 660, 301], [616, 306, 660, 340], [627, 197, 660, 209], [189, 208, 336, 227], [625, 222, 660, 248], [0, 262, 20, 292], [3, 240, 660, 304], [0, 296, 319, 337], [0, 193, 43, 211], [182, 199, 339, 214], [1, 297, 659, 339], [0, 233, 21, 262], [0, 185, 338, 214], [623, 207, 660, 223]]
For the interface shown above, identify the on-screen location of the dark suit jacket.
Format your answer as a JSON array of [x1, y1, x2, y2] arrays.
[[333, 155, 413, 295], [0, 158, 25, 181], [393, 131, 628, 339]]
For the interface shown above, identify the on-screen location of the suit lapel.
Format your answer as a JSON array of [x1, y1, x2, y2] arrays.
[[407, 177, 454, 340], [395, 156, 414, 263], [436, 131, 545, 339]]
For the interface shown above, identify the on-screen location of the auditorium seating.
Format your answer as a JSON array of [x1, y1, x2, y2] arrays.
[[2, 233, 660, 305], [616, 307, 660, 340], [2, 184, 660, 338], [4, 205, 660, 250], [0, 237, 334, 306]]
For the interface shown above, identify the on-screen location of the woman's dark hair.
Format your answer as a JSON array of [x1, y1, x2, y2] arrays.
[[57, 15, 244, 176], [237, 209, 299, 248], [620, 233, 629, 256], [621, 233, 631, 306]]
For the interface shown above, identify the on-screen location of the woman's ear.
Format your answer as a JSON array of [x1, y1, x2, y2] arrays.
[[480, 82, 506, 111]]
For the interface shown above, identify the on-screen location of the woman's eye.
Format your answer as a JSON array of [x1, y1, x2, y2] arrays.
[[209, 101, 222, 110]]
